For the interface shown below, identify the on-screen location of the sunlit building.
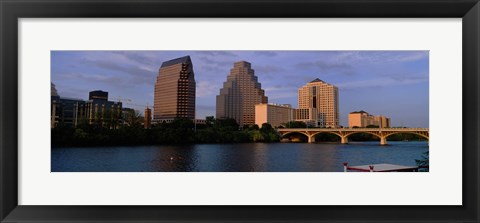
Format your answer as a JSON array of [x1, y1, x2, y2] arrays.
[[348, 110, 390, 128], [216, 61, 268, 126], [255, 103, 293, 128], [292, 108, 318, 127], [154, 56, 196, 121], [375, 115, 391, 128], [297, 78, 339, 128]]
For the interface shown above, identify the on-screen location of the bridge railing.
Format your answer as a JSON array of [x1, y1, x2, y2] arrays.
[[277, 128, 429, 132]]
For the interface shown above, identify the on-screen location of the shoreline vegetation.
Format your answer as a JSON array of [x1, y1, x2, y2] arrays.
[[52, 117, 427, 148]]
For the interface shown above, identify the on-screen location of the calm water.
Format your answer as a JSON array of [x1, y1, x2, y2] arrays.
[[51, 141, 428, 172]]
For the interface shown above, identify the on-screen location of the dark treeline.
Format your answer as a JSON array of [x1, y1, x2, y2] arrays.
[[52, 119, 427, 147], [52, 117, 281, 147]]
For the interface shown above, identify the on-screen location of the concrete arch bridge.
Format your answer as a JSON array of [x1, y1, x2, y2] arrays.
[[277, 128, 429, 145]]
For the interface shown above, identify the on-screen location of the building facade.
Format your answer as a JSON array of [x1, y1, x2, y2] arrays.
[[144, 107, 152, 129], [374, 115, 391, 128], [255, 103, 293, 128], [51, 90, 122, 128], [154, 56, 196, 121], [51, 95, 86, 128], [84, 93, 122, 126], [89, 90, 108, 101], [216, 61, 268, 126], [292, 108, 318, 127], [121, 108, 136, 125], [348, 110, 390, 128], [297, 78, 339, 128]]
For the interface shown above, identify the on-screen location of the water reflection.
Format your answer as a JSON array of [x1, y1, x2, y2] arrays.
[[52, 142, 428, 172]]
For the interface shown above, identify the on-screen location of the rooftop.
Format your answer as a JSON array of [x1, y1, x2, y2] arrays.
[[160, 56, 191, 68], [309, 78, 324, 83], [233, 61, 251, 68], [350, 110, 369, 114]]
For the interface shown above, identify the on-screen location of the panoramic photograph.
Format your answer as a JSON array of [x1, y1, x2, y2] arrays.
[[51, 50, 429, 172]]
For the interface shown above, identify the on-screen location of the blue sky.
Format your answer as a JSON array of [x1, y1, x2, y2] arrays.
[[51, 51, 429, 127]]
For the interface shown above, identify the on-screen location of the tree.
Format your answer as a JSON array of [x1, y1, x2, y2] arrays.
[[94, 110, 103, 128], [415, 151, 429, 171], [250, 130, 265, 142], [205, 116, 215, 127], [249, 124, 260, 130], [285, 121, 307, 128], [260, 123, 273, 132], [215, 118, 239, 131]]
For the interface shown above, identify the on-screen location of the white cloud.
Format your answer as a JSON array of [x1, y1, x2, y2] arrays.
[[196, 81, 219, 98]]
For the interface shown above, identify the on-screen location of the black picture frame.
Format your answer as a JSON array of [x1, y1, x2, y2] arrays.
[[1, 0, 479, 222]]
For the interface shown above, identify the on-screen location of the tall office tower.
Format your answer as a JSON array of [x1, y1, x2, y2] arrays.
[[216, 61, 268, 126], [154, 56, 196, 120], [298, 78, 339, 128]]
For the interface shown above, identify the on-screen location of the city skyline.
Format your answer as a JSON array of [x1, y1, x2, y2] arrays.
[[51, 50, 429, 127]]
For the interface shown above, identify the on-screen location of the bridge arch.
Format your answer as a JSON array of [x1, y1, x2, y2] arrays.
[[311, 131, 343, 139], [276, 128, 429, 145], [280, 131, 310, 138], [384, 132, 429, 140], [344, 131, 381, 139]]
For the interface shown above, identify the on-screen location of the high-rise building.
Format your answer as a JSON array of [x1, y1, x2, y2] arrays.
[[89, 90, 108, 101], [144, 107, 152, 129], [216, 61, 268, 126], [348, 110, 391, 128], [297, 78, 339, 128], [255, 103, 293, 128], [154, 56, 196, 121]]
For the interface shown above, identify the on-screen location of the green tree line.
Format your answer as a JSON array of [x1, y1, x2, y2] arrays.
[[52, 117, 281, 147]]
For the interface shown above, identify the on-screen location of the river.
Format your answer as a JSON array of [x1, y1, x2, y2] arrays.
[[51, 141, 428, 172]]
